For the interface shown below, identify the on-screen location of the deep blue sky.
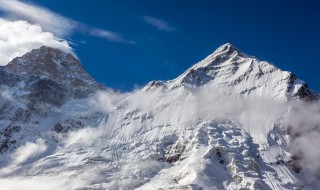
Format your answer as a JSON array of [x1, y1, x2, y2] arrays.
[[32, 0, 320, 91]]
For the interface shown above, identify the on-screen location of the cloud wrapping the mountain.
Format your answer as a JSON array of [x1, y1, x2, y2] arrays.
[[0, 177, 64, 190], [194, 86, 320, 176], [287, 102, 320, 174], [0, 19, 73, 65], [1, 86, 320, 189], [195, 87, 320, 176], [88, 90, 128, 112], [0, 175, 91, 190], [130, 84, 320, 177], [11, 138, 47, 166]]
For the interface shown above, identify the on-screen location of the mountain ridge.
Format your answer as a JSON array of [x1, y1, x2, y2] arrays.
[[146, 43, 317, 102], [0, 44, 319, 190]]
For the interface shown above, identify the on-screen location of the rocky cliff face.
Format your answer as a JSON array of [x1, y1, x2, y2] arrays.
[[0, 46, 104, 113], [0, 44, 319, 190], [5, 46, 104, 98], [0, 46, 106, 156]]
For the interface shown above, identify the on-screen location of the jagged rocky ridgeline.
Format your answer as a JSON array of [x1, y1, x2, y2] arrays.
[[5, 46, 104, 98], [147, 43, 317, 101]]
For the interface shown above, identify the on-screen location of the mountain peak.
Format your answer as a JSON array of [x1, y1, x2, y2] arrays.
[[189, 43, 251, 71], [169, 43, 316, 101], [38, 45, 66, 52], [4, 46, 103, 99], [214, 43, 239, 54], [172, 43, 257, 86], [13, 45, 77, 66], [6, 46, 87, 82]]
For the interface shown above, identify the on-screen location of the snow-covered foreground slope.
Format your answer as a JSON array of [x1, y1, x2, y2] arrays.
[[0, 44, 319, 190]]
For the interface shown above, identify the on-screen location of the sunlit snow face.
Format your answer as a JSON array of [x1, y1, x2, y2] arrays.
[[1, 60, 320, 189]]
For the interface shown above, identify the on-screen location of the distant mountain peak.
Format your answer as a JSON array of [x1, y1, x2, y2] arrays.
[[38, 45, 68, 52], [2, 46, 104, 100], [6, 46, 79, 76], [5, 46, 95, 86]]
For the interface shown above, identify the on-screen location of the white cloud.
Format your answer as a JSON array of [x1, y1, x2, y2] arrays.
[[0, 175, 89, 190], [89, 28, 136, 44], [287, 101, 320, 174], [11, 138, 47, 166], [0, 0, 75, 37], [0, 177, 65, 190], [143, 16, 174, 32], [90, 90, 128, 112], [0, 0, 134, 44], [0, 18, 73, 65]]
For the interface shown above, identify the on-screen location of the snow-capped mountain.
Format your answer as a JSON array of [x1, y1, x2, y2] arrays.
[[0, 44, 319, 190], [148, 43, 316, 101], [0, 46, 106, 158]]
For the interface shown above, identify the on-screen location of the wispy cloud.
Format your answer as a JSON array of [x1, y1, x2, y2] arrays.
[[0, 0, 135, 64], [88, 28, 136, 44], [0, 0, 133, 43], [0, 0, 74, 37], [143, 16, 174, 32]]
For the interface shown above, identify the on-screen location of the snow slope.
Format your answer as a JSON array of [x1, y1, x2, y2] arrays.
[[0, 44, 319, 190]]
